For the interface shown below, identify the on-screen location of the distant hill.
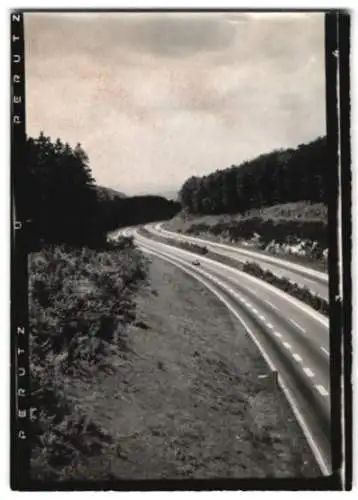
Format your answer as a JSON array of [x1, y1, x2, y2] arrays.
[[159, 190, 179, 201], [95, 185, 127, 201], [96, 192, 181, 232], [134, 189, 179, 201]]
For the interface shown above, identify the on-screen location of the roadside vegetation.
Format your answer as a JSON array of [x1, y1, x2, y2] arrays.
[[29, 239, 149, 481], [25, 133, 151, 480], [242, 262, 329, 317], [164, 202, 328, 269]]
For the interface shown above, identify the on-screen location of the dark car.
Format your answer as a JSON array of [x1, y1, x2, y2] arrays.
[[192, 260, 201, 266]]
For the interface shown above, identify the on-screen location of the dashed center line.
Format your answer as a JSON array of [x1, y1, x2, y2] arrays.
[[289, 318, 306, 334], [315, 384, 329, 397], [264, 299, 279, 311], [320, 346, 329, 357], [303, 367, 315, 378], [233, 294, 324, 397]]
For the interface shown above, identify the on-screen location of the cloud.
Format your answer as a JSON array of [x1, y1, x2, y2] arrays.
[[24, 12, 326, 195]]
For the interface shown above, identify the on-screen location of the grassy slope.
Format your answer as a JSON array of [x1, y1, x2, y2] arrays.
[[61, 257, 319, 479], [165, 202, 327, 233], [163, 202, 328, 270]]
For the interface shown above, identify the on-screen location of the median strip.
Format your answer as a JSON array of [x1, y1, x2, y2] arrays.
[[138, 228, 329, 318]]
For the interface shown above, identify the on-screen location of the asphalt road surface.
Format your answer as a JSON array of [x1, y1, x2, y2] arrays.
[[115, 226, 331, 476], [145, 223, 329, 301]]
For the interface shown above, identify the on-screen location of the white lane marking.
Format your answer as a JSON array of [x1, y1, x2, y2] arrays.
[[303, 367, 315, 378], [289, 318, 307, 333], [283, 342, 292, 350], [320, 346, 329, 357], [315, 384, 330, 397], [273, 331, 282, 338], [259, 315, 265, 321], [135, 230, 329, 328], [264, 299, 279, 311], [252, 308, 258, 314], [140, 244, 330, 476], [292, 353, 303, 362], [266, 323, 274, 329]]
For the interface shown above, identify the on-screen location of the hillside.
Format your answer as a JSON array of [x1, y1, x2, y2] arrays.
[[179, 137, 326, 216], [164, 202, 328, 268], [95, 185, 127, 200]]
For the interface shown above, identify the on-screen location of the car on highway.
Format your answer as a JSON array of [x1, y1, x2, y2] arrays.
[[192, 259, 201, 266]]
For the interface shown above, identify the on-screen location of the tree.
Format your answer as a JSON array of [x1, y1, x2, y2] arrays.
[[25, 132, 100, 246], [178, 136, 327, 216]]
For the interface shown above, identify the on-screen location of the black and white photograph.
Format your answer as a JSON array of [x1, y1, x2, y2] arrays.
[[10, 9, 351, 490]]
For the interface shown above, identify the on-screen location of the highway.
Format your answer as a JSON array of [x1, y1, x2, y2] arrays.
[[145, 222, 329, 301], [115, 226, 331, 476]]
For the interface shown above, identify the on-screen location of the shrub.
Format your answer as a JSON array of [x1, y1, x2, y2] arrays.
[[242, 261, 329, 316], [29, 242, 148, 480]]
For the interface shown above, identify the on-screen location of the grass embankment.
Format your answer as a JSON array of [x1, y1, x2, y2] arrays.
[[29, 241, 320, 479], [29, 237, 148, 481], [45, 257, 319, 478], [164, 202, 328, 270], [139, 228, 329, 316]]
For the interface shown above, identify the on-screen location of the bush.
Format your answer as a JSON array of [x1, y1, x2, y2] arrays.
[[242, 261, 329, 316], [29, 243, 148, 480]]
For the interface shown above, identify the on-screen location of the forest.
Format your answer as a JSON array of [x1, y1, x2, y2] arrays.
[[22, 132, 180, 248], [178, 137, 327, 215]]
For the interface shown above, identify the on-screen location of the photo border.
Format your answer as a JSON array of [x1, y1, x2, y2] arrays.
[[10, 8, 352, 491]]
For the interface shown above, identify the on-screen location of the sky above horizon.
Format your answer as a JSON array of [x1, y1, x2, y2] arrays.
[[25, 12, 326, 196]]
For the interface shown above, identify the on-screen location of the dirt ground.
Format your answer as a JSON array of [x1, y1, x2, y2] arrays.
[[68, 256, 320, 480]]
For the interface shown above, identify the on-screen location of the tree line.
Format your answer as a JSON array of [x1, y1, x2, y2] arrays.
[[22, 132, 180, 248], [96, 190, 180, 233], [179, 137, 327, 215]]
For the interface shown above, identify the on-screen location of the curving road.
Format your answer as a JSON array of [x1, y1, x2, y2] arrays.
[[115, 226, 331, 476], [144, 222, 329, 301]]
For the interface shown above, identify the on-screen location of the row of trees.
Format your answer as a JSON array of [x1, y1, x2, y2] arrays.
[[179, 137, 327, 215], [97, 193, 180, 232], [22, 133, 180, 247]]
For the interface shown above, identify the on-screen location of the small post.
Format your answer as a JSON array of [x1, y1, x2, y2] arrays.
[[272, 370, 278, 392]]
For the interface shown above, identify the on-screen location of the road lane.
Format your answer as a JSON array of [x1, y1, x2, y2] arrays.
[[146, 223, 329, 300], [127, 229, 331, 475]]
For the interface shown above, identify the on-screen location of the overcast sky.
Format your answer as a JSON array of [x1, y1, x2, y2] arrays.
[[25, 12, 326, 196]]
